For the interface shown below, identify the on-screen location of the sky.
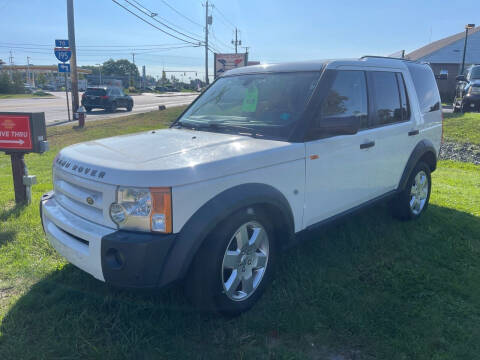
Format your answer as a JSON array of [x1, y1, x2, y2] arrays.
[[0, 0, 478, 81]]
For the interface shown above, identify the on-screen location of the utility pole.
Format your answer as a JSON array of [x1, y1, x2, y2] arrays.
[[232, 28, 241, 54], [204, 0, 212, 85], [461, 24, 476, 75], [130, 52, 136, 87], [67, 0, 80, 115]]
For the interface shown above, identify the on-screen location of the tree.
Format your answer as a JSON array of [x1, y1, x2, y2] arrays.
[[0, 72, 11, 93], [36, 73, 47, 87], [102, 59, 139, 77]]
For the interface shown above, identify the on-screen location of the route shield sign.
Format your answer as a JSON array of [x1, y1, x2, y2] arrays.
[[55, 39, 69, 47], [58, 63, 71, 73], [0, 114, 33, 151], [54, 47, 72, 62]]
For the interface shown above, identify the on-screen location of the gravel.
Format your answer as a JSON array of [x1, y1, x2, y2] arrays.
[[439, 141, 480, 165]]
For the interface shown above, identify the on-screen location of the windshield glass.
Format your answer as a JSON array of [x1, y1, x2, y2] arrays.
[[176, 72, 320, 139], [471, 66, 480, 79], [86, 88, 106, 96]]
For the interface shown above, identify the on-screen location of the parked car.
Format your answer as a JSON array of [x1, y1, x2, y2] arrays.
[[81, 86, 133, 112], [41, 57, 442, 315], [453, 64, 480, 112]]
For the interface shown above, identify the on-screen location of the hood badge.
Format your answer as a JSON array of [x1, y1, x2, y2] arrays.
[[56, 157, 106, 179], [86, 197, 94, 205]]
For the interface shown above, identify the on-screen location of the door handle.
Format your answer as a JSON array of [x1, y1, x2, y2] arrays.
[[408, 130, 419, 136], [360, 141, 375, 149]]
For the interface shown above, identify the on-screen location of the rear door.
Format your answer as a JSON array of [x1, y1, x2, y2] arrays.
[[363, 71, 415, 195]]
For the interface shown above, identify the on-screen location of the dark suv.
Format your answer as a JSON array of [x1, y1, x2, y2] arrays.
[[81, 86, 134, 113], [453, 65, 480, 112]]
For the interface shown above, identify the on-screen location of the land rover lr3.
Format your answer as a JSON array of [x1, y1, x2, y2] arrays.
[[41, 57, 442, 315]]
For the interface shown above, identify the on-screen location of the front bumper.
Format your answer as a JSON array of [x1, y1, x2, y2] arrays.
[[41, 192, 177, 288], [462, 95, 480, 111]]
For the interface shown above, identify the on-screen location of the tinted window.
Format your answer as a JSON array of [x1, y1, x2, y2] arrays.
[[369, 71, 402, 126], [86, 88, 106, 96], [320, 70, 368, 128], [406, 63, 440, 113], [396, 73, 411, 120]]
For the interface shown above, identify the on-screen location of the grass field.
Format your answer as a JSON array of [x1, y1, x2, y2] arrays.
[[443, 112, 480, 145], [0, 93, 54, 99], [0, 109, 479, 359]]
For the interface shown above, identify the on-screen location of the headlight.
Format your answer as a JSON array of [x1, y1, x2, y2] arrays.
[[469, 86, 480, 95], [109, 187, 172, 233]]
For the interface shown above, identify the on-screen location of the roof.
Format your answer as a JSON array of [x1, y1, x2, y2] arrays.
[[223, 57, 409, 76], [406, 26, 480, 61]]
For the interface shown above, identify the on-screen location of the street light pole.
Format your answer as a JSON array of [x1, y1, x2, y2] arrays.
[[96, 63, 102, 85], [461, 24, 475, 75]]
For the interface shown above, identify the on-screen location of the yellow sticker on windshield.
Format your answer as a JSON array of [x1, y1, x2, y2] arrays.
[[242, 86, 258, 112]]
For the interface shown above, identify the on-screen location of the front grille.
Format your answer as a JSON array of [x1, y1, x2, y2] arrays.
[[53, 168, 117, 228]]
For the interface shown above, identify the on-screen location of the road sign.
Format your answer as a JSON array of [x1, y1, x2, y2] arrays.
[[214, 53, 248, 78], [54, 47, 72, 62], [0, 115, 33, 151], [55, 39, 69, 47], [58, 63, 71, 73]]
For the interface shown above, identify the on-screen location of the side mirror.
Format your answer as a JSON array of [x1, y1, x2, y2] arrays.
[[315, 115, 361, 136], [456, 75, 467, 82]]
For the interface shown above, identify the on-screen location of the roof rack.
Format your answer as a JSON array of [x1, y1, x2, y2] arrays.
[[360, 55, 416, 62]]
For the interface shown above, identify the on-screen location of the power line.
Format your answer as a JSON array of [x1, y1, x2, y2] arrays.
[[129, 0, 202, 40], [0, 41, 189, 48], [111, 0, 201, 45], [212, 3, 236, 30], [158, 0, 203, 28], [123, 0, 203, 43]]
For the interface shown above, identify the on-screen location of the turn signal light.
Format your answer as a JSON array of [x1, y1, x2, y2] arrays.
[[150, 187, 172, 233]]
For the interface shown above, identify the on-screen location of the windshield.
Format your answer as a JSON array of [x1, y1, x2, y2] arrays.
[[175, 72, 320, 140], [471, 66, 480, 80]]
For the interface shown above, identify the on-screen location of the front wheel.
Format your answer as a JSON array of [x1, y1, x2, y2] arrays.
[[390, 162, 431, 220], [126, 102, 133, 111], [185, 208, 276, 315]]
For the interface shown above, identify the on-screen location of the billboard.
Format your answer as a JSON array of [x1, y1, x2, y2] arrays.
[[214, 53, 248, 78]]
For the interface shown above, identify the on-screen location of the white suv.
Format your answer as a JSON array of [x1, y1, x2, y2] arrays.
[[41, 57, 442, 315]]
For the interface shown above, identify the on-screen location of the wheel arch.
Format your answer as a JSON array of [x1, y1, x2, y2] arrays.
[[398, 139, 437, 191], [158, 183, 295, 287]]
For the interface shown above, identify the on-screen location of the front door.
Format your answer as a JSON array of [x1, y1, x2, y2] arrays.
[[304, 70, 379, 228]]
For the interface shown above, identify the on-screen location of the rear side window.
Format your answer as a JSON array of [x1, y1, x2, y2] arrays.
[[406, 63, 440, 113], [368, 71, 403, 126], [320, 70, 368, 129], [86, 88, 106, 96], [470, 66, 480, 80]]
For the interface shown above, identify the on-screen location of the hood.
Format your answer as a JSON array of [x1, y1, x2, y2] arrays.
[[55, 128, 305, 187]]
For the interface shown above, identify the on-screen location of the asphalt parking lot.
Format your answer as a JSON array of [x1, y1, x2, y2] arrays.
[[0, 91, 198, 126]]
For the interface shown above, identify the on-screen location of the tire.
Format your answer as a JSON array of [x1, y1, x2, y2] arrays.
[[85, 106, 92, 112], [126, 102, 133, 112], [391, 162, 431, 220], [185, 207, 277, 316], [109, 102, 117, 113]]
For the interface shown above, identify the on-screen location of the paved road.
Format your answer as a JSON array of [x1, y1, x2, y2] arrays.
[[0, 91, 198, 126]]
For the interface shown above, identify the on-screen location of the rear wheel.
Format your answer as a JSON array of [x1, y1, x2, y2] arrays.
[[85, 106, 92, 112], [185, 208, 276, 315], [109, 102, 117, 113], [391, 162, 431, 220]]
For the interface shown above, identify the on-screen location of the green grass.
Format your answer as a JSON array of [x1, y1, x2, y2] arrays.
[[0, 108, 480, 359], [443, 112, 480, 145], [0, 93, 54, 99]]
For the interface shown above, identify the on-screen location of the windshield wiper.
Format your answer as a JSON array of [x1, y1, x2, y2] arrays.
[[179, 121, 262, 138]]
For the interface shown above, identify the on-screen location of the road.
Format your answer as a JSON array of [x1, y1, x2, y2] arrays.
[[0, 91, 198, 126]]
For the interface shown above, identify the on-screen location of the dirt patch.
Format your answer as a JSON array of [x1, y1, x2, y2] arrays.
[[439, 141, 480, 165]]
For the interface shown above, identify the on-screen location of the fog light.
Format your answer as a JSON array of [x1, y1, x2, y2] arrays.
[[151, 213, 166, 232], [110, 203, 126, 224]]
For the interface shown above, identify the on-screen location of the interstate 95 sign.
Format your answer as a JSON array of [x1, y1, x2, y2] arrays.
[[0, 114, 33, 151]]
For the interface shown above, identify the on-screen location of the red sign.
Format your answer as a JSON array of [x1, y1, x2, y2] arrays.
[[0, 115, 32, 150]]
